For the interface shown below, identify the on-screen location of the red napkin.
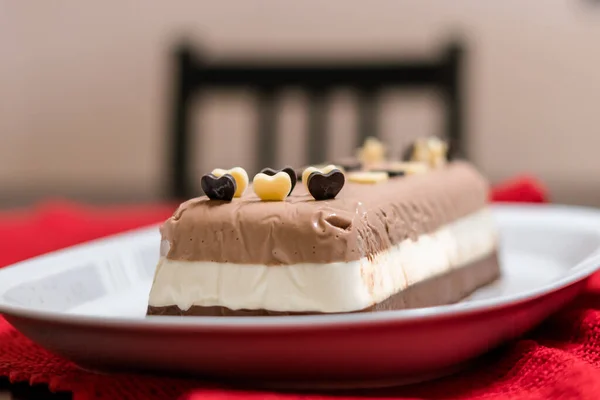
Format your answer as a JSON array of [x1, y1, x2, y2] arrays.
[[489, 175, 548, 204], [0, 200, 177, 268], [3, 176, 594, 400]]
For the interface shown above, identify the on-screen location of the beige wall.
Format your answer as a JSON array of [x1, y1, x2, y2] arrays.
[[2, 1, 600, 205]]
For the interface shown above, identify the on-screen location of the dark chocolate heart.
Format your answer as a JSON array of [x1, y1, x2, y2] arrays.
[[201, 173, 237, 201], [446, 140, 457, 160], [402, 142, 416, 161], [307, 169, 345, 201], [260, 166, 297, 195]]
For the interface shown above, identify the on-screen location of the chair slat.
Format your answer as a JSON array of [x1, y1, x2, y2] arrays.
[[170, 42, 465, 200]]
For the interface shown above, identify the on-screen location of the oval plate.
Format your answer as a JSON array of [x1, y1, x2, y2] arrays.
[[1, 204, 600, 388]]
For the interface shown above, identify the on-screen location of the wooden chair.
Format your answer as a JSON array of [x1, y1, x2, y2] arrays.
[[168, 42, 465, 199]]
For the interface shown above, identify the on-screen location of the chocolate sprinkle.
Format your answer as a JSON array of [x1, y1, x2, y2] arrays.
[[307, 169, 345, 201], [201, 173, 237, 201], [260, 166, 297, 195]]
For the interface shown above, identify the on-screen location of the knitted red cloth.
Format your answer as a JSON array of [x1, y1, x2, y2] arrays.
[[6, 177, 596, 400]]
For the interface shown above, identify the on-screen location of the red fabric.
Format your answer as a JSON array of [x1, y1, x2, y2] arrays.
[[489, 175, 549, 204], [2, 177, 595, 400], [0, 200, 177, 268]]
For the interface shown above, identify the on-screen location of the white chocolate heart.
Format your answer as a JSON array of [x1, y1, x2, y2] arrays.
[[212, 167, 249, 197], [347, 171, 389, 184], [357, 136, 386, 166], [426, 138, 448, 168], [253, 172, 292, 201], [410, 137, 447, 169], [411, 139, 429, 163]]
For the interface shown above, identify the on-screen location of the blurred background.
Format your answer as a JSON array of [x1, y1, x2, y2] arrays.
[[1, 0, 600, 208]]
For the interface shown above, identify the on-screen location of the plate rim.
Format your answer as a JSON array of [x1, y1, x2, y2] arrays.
[[1, 203, 600, 331]]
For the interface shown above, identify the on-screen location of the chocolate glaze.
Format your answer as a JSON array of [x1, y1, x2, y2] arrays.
[[147, 252, 500, 316], [160, 161, 489, 265]]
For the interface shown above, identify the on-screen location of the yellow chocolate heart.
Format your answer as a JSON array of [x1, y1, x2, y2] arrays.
[[253, 172, 292, 201], [212, 167, 249, 197], [302, 164, 339, 190]]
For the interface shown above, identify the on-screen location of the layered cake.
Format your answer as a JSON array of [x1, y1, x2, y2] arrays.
[[147, 138, 500, 316]]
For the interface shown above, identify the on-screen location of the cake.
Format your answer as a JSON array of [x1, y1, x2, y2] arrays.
[[147, 138, 500, 316]]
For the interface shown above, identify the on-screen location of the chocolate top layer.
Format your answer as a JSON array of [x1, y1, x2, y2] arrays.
[[161, 161, 489, 265]]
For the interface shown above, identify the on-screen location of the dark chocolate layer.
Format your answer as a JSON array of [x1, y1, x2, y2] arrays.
[[160, 162, 490, 265], [147, 252, 500, 316]]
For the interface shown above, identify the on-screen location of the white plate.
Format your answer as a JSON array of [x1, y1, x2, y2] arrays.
[[1, 204, 600, 388]]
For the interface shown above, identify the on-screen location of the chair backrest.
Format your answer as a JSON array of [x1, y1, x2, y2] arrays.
[[168, 42, 465, 199]]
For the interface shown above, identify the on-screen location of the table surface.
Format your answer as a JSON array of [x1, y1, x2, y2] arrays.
[[0, 379, 70, 400]]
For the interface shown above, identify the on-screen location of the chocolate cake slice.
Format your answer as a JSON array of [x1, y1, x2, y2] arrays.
[[147, 161, 500, 316]]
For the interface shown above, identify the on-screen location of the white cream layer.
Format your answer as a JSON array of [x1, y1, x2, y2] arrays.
[[148, 208, 498, 313]]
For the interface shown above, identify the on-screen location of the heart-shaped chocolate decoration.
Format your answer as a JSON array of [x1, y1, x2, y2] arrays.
[[307, 169, 345, 201], [201, 173, 237, 201], [402, 142, 416, 162], [211, 167, 248, 197], [253, 172, 292, 201], [347, 171, 389, 184], [301, 164, 339, 190], [402, 137, 449, 168], [260, 166, 297, 195]]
